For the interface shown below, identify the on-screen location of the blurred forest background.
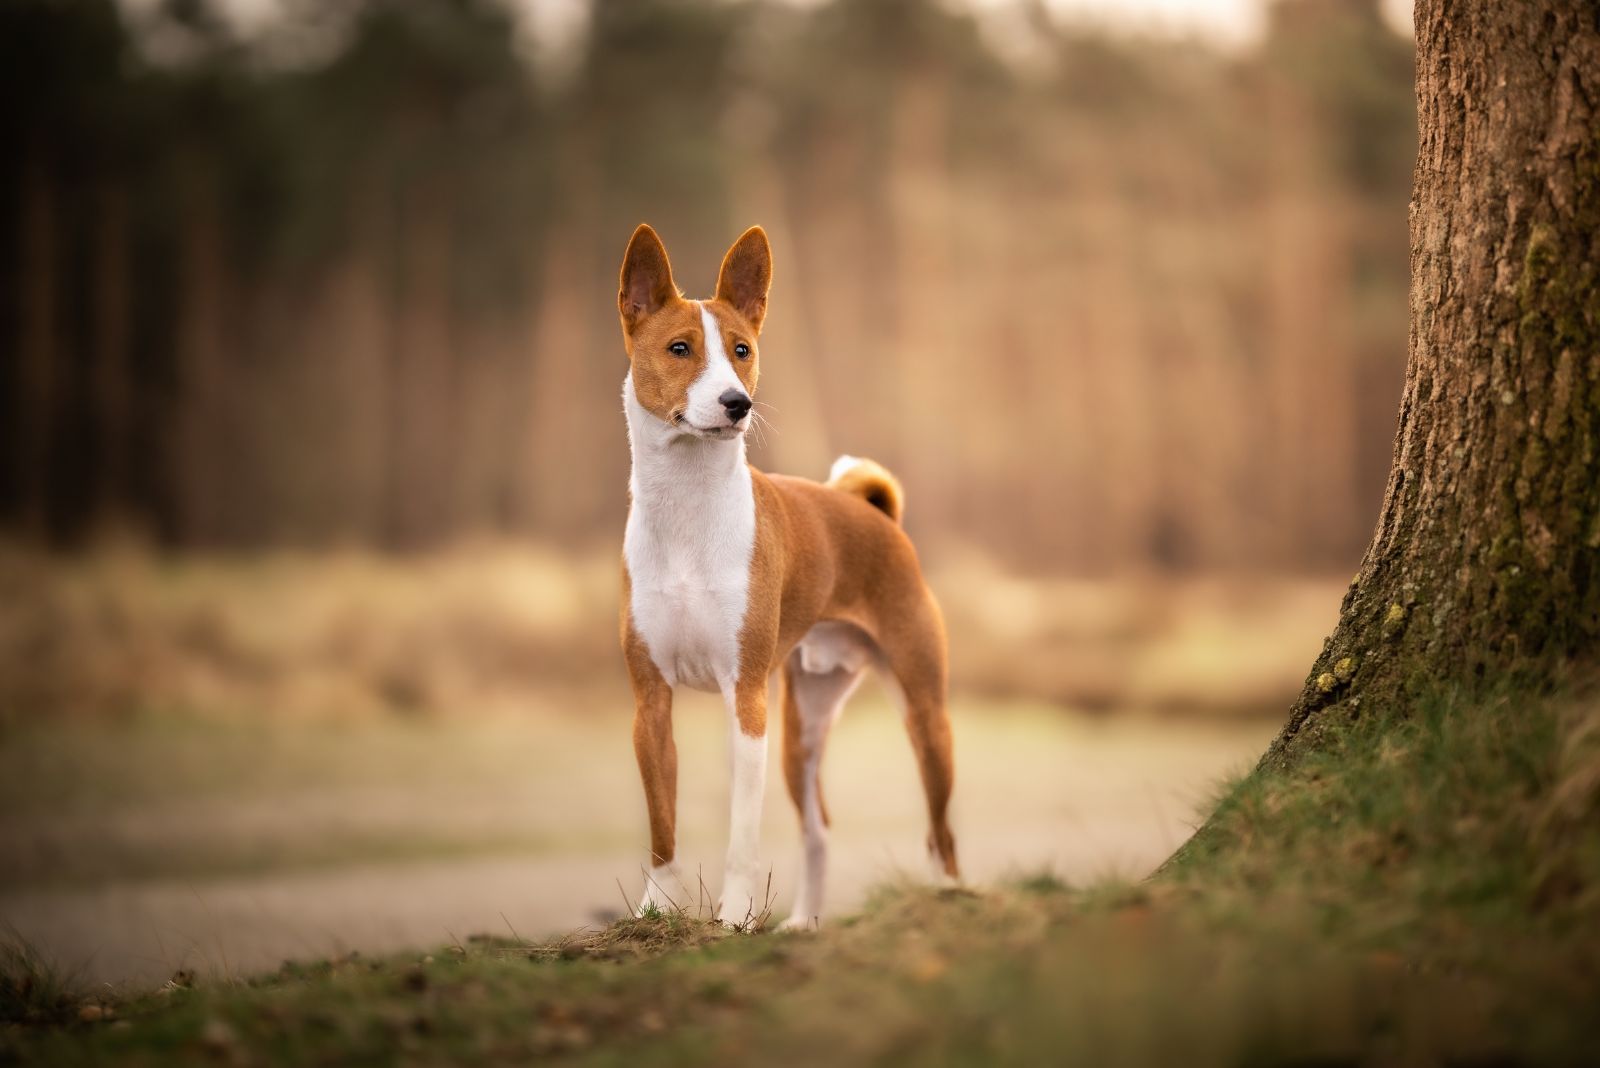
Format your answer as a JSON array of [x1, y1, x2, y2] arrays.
[[0, 0, 1417, 723], [3, 0, 1413, 566], [1, 0, 1420, 979]]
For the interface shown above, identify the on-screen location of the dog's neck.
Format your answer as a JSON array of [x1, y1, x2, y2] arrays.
[[622, 373, 751, 523]]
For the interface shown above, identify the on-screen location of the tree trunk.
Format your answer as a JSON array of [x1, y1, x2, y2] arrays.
[[1259, 1, 1600, 768], [175, 161, 227, 547], [92, 181, 132, 531], [16, 147, 57, 540]]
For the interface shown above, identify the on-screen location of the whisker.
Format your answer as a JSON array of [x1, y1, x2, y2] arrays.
[[749, 410, 778, 448]]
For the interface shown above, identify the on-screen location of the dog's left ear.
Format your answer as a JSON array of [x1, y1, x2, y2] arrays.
[[715, 226, 773, 333]]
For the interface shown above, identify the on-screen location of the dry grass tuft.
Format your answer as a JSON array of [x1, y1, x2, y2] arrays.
[[527, 873, 779, 962], [0, 930, 84, 1029], [530, 910, 732, 963]]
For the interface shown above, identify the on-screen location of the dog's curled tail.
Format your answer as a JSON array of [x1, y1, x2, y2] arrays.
[[827, 455, 904, 524]]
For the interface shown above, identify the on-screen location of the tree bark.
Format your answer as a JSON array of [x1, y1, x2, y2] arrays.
[[92, 181, 131, 531], [1259, 1, 1600, 768], [16, 147, 57, 540], [175, 161, 227, 546]]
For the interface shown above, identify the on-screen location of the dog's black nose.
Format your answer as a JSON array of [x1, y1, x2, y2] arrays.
[[720, 389, 752, 423]]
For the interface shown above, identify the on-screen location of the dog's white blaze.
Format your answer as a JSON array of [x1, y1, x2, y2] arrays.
[[621, 371, 755, 693], [719, 710, 768, 927], [684, 302, 747, 430]]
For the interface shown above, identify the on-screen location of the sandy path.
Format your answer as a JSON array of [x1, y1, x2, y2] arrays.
[[2, 703, 1272, 989]]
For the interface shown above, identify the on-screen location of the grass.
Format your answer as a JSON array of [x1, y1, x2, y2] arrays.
[[0, 932, 84, 1031], [1173, 688, 1600, 938], [5, 687, 1599, 1065]]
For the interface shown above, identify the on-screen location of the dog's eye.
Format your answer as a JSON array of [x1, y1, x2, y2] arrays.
[[668, 341, 690, 357], [734, 343, 751, 360]]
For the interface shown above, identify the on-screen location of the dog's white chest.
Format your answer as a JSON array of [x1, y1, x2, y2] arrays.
[[622, 380, 757, 693], [626, 557, 749, 691]]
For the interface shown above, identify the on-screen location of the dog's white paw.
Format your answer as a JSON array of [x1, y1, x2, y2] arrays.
[[714, 909, 763, 932], [927, 850, 960, 889], [775, 913, 819, 933], [637, 864, 684, 916], [715, 876, 762, 930]]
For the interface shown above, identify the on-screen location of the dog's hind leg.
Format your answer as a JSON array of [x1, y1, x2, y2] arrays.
[[777, 646, 864, 931], [875, 597, 959, 883]]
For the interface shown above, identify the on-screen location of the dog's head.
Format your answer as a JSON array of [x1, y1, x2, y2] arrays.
[[618, 224, 771, 441]]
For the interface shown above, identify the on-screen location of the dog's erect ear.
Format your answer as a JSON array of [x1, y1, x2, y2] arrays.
[[715, 226, 772, 333], [619, 224, 677, 333]]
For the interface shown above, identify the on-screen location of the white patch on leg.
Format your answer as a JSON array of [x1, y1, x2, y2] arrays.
[[776, 732, 831, 931], [638, 863, 684, 914], [719, 709, 769, 928], [779, 628, 872, 931]]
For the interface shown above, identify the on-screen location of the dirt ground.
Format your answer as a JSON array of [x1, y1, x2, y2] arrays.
[[0, 693, 1273, 989]]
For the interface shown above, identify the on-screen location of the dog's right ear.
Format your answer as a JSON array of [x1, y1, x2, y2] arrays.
[[619, 224, 677, 334]]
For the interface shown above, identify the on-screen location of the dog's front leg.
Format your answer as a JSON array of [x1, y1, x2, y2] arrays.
[[717, 678, 768, 928], [629, 656, 681, 915]]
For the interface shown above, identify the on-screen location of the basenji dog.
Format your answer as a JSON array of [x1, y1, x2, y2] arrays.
[[616, 223, 958, 930]]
